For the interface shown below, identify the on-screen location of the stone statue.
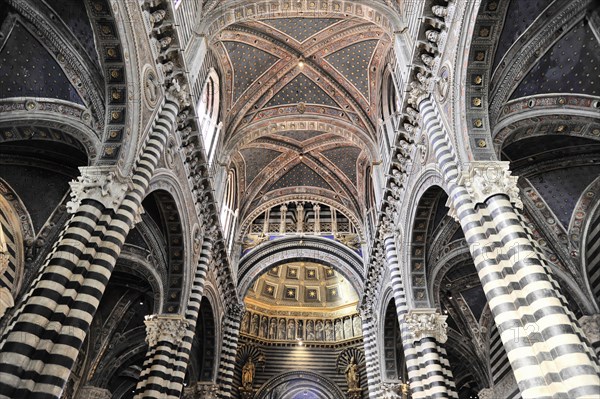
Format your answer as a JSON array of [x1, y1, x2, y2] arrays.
[[260, 316, 268, 338], [287, 319, 295, 340], [335, 319, 343, 340], [297, 320, 303, 339], [345, 357, 360, 390], [241, 312, 249, 333], [325, 320, 334, 341], [344, 317, 352, 339], [251, 314, 259, 336], [278, 319, 286, 340], [269, 318, 277, 339], [307, 320, 315, 341], [241, 358, 255, 388], [316, 320, 324, 341], [353, 316, 362, 336]]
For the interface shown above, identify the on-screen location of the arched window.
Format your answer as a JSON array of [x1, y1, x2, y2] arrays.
[[197, 69, 222, 166], [221, 169, 238, 253]]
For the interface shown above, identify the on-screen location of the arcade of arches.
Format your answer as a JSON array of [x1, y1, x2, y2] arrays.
[[0, 1, 599, 399]]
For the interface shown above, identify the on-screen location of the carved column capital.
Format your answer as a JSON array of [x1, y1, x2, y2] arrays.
[[478, 387, 494, 399], [77, 386, 112, 399], [407, 81, 429, 108], [579, 314, 600, 344], [458, 161, 522, 209], [403, 309, 448, 343], [67, 166, 133, 213], [226, 301, 245, 321], [144, 314, 189, 347], [182, 382, 219, 399]]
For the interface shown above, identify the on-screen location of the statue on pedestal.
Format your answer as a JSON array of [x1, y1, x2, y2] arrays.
[[241, 358, 255, 389], [345, 356, 360, 390]]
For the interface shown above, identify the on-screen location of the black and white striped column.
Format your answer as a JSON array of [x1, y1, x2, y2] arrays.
[[0, 97, 181, 399], [358, 304, 382, 399], [380, 230, 457, 398], [133, 228, 216, 399], [216, 302, 244, 399], [402, 309, 458, 398], [417, 94, 600, 398]]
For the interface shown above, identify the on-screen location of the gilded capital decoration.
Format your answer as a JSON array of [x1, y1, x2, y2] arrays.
[[458, 161, 522, 209], [403, 309, 448, 344], [67, 167, 133, 214], [144, 314, 189, 347]]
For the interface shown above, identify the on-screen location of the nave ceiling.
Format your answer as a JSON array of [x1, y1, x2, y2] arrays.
[[210, 15, 391, 219]]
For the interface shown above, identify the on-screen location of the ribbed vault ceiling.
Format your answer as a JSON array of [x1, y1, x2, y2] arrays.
[[213, 16, 391, 219]]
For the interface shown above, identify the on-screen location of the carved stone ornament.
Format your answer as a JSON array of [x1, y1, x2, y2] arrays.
[[77, 386, 112, 399], [478, 388, 494, 399], [579, 314, 600, 344], [407, 81, 428, 108], [227, 301, 245, 321], [445, 196, 459, 223], [403, 309, 448, 343], [67, 167, 133, 214], [458, 161, 523, 209], [0, 286, 14, 319], [0, 223, 9, 276], [144, 314, 189, 347], [166, 77, 191, 109], [183, 382, 219, 399]]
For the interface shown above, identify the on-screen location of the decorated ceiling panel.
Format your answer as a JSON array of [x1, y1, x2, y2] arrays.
[[240, 147, 282, 185], [0, 22, 82, 103], [321, 146, 362, 185], [223, 41, 280, 101], [528, 165, 600, 228], [246, 262, 358, 309], [265, 73, 339, 108], [503, 135, 600, 162], [269, 162, 333, 191], [262, 18, 342, 42], [324, 39, 378, 99], [493, 0, 553, 71], [215, 14, 388, 219], [45, 0, 99, 66], [277, 130, 324, 142], [511, 20, 600, 99]]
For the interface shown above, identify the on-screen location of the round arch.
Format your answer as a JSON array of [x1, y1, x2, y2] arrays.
[[237, 236, 364, 298], [198, 0, 402, 39], [145, 173, 195, 314], [254, 370, 345, 399]]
